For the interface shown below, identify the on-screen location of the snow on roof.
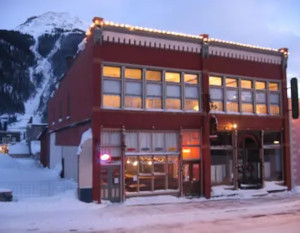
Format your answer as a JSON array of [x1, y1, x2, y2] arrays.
[[77, 128, 92, 155]]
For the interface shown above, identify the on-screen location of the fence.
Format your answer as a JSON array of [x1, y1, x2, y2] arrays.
[[0, 180, 76, 199]]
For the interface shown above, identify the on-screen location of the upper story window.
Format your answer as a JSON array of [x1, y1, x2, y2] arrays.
[[101, 64, 201, 112], [209, 74, 281, 116]]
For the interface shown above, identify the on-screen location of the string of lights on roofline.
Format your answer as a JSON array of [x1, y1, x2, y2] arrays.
[[85, 17, 288, 55]]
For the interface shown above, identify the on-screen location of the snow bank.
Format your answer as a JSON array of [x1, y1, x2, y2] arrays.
[[31, 140, 41, 155], [292, 186, 300, 194], [77, 128, 92, 155], [9, 141, 29, 155], [0, 154, 20, 169]]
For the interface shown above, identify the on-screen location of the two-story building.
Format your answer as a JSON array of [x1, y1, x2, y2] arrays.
[[41, 17, 291, 203]]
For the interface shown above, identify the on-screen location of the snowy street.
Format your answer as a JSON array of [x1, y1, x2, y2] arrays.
[[0, 155, 300, 233], [1, 193, 300, 233]]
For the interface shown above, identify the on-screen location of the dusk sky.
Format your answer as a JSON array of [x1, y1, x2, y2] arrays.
[[1, 0, 299, 88]]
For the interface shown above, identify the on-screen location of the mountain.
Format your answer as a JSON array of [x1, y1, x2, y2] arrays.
[[0, 12, 88, 129]]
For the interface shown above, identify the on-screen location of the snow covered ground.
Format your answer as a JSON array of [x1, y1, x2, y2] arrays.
[[0, 155, 300, 233]]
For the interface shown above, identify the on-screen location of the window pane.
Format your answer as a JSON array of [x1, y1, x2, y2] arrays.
[[146, 98, 162, 109], [103, 66, 120, 78], [226, 90, 238, 101], [139, 156, 152, 174], [101, 131, 121, 146], [269, 82, 279, 91], [241, 80, 252, 89], [226, 78, 238, 87], [153, 156, 166, 174], [103, 95, 120, 108], [270, 93, 280, 104], [153, 133, 165, 152], [125, 82, 142, 95], [264, 149, 282, 181], [168, 156, 179, 189], [185, 99, 199, 111], [185, 86, 199, 98], [256, 92, 266, 103], [182, 147, 200, 160], [210, 88, 223, 100], [182, 131, 200, 145], [210, 101, 223, 111], [166, 85, 181, 98], [255, 81, 266, 90], [166, 99, 181, 109], [209, 76, 222, 86], [154, 175, 166, 190], [270, 105, 280, 115], [146, 83, 162, 96], [146, 70, 161, 81], [165, 72, 180, 83], [125, 156, 138, 192], [166, 132, 178, 152], [125, 132, 138, 152], [241, 91, 253, 102], [256, 104, 267, 114], [125, 68, 142, 80], [242, 103, 253, 113], [227, 102, 238, 112], [140, 133, 152, 152], [139, 177, 152, 192], [211, 150, 233, 185], [103, 80, 121, 94], [184, 74, 198, 84], [124, 96, 142, 108]]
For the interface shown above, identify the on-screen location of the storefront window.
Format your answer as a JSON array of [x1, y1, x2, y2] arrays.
[[264, 132, 281, 145], [101, 130, 121, 160], [264, 149, 282, 181], [211, 150, 233, 185], [125, 156, 138, 193]]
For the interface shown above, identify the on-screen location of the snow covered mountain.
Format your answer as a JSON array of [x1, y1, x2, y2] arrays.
[[0, 12, 88, 129]]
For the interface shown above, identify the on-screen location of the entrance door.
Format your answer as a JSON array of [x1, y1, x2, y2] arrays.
[[100, 165, 121, 202], [182, 162, 201, 196], [238, 137, 262, 188]]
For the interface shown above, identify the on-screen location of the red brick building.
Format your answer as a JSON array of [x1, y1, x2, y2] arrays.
[[42, 17, 291, 203]]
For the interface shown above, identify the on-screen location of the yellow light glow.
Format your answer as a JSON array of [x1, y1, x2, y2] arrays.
[[273, 140, 280, 144], [193, 105, 199, 111], [133, 161, 138, 166], [126, 160, 131, 164], [233, 123, 238, 129], [182, 148, 191, 153], [148, 161, 152, 165]]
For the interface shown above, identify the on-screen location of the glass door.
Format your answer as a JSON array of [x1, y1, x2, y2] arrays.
[[182, 161, 201, 196]]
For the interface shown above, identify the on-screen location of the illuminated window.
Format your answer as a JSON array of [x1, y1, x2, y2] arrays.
[[269, 82, 279, 91], [103, 95, 121, 108], [241, 91, 253, 102], [242, 103, 254, 113], [165, 72, 180, 83], [103, 66, 121, 78], [227, 102, 238, 112], [182, 131, 200, 145], [103, 79, 121, 108], [210, 88, 223, 111], [270, 105, 280, 115], [185, 86, 199, 111], [256, 104, 267, 114], [182, 131, 201, 161], [182, 147, 200, 160], [226, 78, 238, 87], [209, 76, 222, 86], [146, 83, 162, 109], [166, 85, 181, 110], [241, 80, 252, 89], [125, 68, 142, 80], [125, 81, 142, 109], [255, 81, 266, 90], [185, 99, 199, 111], [184, 74, 198, 84], [270, 93, 280, 115], [146, 70, 161, 81]]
